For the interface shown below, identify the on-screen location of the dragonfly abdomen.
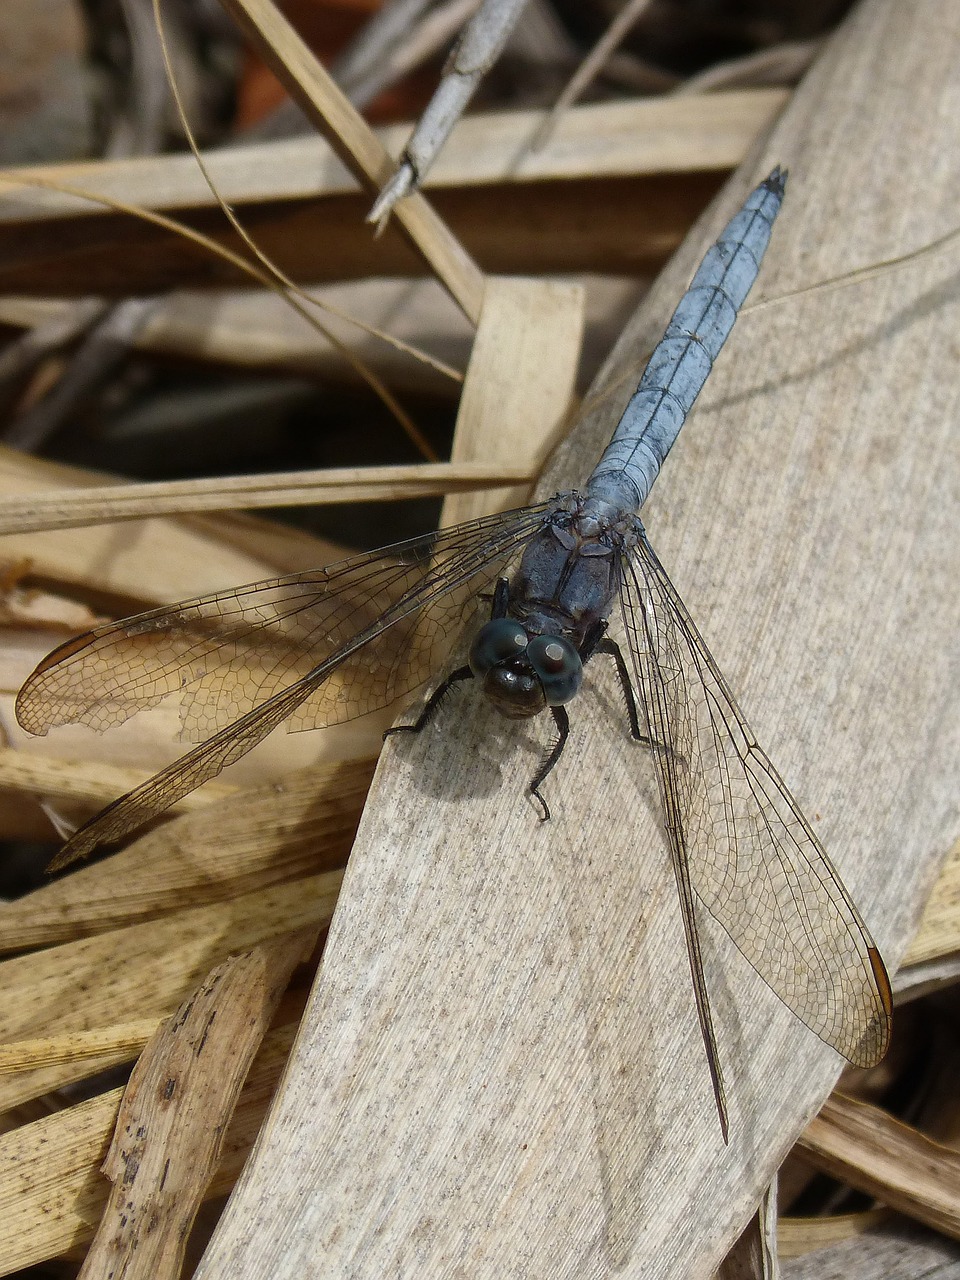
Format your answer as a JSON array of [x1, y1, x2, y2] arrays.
[[586, 168, 787, 514]]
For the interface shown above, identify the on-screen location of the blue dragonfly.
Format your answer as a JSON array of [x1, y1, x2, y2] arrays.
[[16, 169, 892, 1136]]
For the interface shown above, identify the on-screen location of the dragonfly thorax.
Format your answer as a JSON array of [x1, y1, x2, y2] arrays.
[[576, 488, 642, 537], [468, 617, 582, 719]]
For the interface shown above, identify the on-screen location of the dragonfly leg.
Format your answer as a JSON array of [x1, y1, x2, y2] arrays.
[[490, 576, 511, 618], [474, 578, 509, 616], [591, 636, 676, 759], [529, 705, 569, 822], [580, 621, 647, 742], [593, 635, 646, 742], [389, 578, 510, 742], [385, 666, 474, 738]]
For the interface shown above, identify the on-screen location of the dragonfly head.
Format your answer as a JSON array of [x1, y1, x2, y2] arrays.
[[469, 619, 582, 719]]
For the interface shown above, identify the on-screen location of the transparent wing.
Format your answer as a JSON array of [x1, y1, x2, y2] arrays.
[[19, 504, 552, 740], [620, 531, 892, 1098], [21, 503, 552, 868]]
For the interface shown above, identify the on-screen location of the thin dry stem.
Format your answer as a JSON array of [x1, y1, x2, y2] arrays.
[[0, 461, 532, 533], [526, 0, 655, 154]]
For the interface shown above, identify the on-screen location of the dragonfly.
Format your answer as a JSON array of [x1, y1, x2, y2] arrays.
[[17, 169, 892, 1137]]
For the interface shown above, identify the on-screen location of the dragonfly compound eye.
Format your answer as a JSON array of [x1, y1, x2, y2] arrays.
[[469, 618, 528, 678], [526, 635, 582, 705]]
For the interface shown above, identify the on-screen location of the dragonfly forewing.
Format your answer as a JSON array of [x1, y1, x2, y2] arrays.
[[18, 504, 551, 741], [23, 502, 554, 867]]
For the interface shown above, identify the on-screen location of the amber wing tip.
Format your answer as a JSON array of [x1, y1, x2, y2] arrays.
[[847, 947, 894, 1067]]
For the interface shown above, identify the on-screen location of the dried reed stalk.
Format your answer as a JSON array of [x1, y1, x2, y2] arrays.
[[0, 461, 534, 534], [218, 0, 485, 322], [77, 932, 313, 1280]]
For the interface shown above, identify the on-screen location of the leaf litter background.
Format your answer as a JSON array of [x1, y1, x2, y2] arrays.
[[0, 2, 957, 1278]]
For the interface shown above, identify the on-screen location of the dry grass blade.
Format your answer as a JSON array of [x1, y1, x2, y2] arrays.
[[0, 93, 787, 297], [777, 1208, 890, 1260], [0, 461, 533, 534], [675, 39, 820, 95], [0, 186, 465, 389], [745, 219, 960, 316], [0, 1087, 123, 1276], [717, 1179, 779, 1278], [0, 747, 233, 813], [0, 287, 468, 398], [0, 759, 371, 953], [527, 0, 655, 155], [0, 167, 439, 458], [900, 835, 960, 967], [0, 91, 786, 214], [0, 446, 338, 604], [0, 92, 786, 298], [0, 170, 718, 296], [0, 872, 342, 1110], [0, 1023, 297, 1275], [217, 0, 485, 322], [441, 277, 584, 526], [0, 1021, 161, 1074], [77, 932, 312, 1280], [152, 0, 452, 460], [797, 1094, 960, 1242], [780, 1218, 960, 1279]]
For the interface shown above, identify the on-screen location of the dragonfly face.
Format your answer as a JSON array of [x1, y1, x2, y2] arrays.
[[468, 618, 582, 718]]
